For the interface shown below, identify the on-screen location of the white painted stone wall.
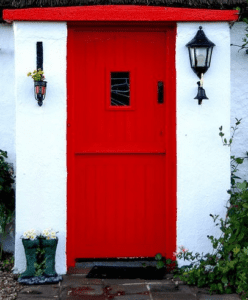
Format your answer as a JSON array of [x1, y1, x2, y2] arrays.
[[0, 20, 237, 272], [230, 22, 248, 182], [176, 22, 231, 266], [0, 23, 15, 253], [13, 22, 67, 275]]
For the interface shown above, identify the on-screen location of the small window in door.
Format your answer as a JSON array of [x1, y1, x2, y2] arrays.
[[111, 72, 130, 106]]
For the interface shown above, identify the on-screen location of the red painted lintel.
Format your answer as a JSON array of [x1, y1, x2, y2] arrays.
[[3, 5, 239, 23]]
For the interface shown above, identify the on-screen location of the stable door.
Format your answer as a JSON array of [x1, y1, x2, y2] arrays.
[[67, 27, 176, 267]]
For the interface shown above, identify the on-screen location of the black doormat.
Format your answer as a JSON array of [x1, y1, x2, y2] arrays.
[[86, 266, 166, 279]]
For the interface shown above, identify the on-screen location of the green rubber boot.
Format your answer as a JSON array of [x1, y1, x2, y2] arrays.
[[20, 239, 39, 278], [41, 238, 58, 277]]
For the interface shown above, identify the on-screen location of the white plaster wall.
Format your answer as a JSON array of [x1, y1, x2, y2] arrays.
[[0, 23, 15, 253], [0, 24, 15, 163], [176, 23, 231, 266], [230, 22, 248, 182], [13, 22, 67, 274]]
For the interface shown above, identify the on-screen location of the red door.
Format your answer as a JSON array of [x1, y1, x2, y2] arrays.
[[67, 25, 176, 267]]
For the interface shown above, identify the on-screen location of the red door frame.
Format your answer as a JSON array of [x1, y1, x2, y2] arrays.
[[67, 22, 177, 269]]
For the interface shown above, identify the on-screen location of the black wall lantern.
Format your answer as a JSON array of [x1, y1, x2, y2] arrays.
[[186, 26, 215, 105], [27, 42, 47, 106], [35, 81, 47, 106], [36, 41, 47, 106]]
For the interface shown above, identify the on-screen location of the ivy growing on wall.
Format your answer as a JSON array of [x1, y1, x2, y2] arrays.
[[173, 119, 248, 300]]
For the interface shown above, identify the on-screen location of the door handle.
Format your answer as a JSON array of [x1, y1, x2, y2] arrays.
[[157, 81, 164, 104]]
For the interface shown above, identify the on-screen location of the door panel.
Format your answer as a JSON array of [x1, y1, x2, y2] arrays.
[[74, 154, 166, 258], [67, 26, 176, 266], [73, 31, 166, 153]]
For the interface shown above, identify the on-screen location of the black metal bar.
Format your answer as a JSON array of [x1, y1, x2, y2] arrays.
[[36, 42, 43, 70], [158, 81, 164, 104]]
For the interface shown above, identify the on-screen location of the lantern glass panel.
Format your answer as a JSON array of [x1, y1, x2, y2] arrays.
[[195, 47, 207, 67], [189, 48, 195, 67], [207, 47, 213, 67]]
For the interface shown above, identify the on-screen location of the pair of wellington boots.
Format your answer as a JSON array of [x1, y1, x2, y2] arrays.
[[20, 238, 58, 278]]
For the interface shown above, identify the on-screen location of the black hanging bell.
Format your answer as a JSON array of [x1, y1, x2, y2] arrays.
[[194, 81, 208, 105]]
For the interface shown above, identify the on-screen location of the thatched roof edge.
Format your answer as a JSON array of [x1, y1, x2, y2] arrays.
[[1, 0, 247, 9]]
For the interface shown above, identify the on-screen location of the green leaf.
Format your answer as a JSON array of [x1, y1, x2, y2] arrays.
[[155, 253, 162, 261], [221, 276, 228, 284], [237, 182, 246, 189], [227, 260, 236, 269], [156, 261, 165, 269], [218, 283, 224, 293], [235, 158, 244, 164], [233, 246, 240, 255]]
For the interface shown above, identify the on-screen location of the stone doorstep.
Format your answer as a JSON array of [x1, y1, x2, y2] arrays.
[[67, 267, 91, 275], [68, 266, 174, 278], [75, 261, 157, 268], [60, 285, 150, 299]]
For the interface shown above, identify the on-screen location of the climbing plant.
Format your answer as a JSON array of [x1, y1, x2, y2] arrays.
[[0, 150, 15, 260], [173, 119, 248, 300]]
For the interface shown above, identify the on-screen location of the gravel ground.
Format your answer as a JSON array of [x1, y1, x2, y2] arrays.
[[0, 271, 23, 300], [0, 252, 23, 300]]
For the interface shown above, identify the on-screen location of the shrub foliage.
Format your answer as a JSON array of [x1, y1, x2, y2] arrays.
[[0, 150, 15, 259], [174, 119, 248, 300]]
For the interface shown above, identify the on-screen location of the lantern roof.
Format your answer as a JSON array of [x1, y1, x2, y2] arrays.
[[186, 26, 216, 48]]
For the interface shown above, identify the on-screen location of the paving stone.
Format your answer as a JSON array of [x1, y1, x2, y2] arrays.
[[178, 285, 194, 294], [103, 278, 146, 285], [198, 294, 240, 299], [152, 292, 197, 299], [60, 285, 149, 300], [145, 279, 173, 285], [149, 283, 178, 293], [61, 275, 103, 286], [106, 284, 149, 295], [62, 285, 103, 296], [17, 298, 58, 300], [17, 285, 59, 298], [112, 295, 150, 300]]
